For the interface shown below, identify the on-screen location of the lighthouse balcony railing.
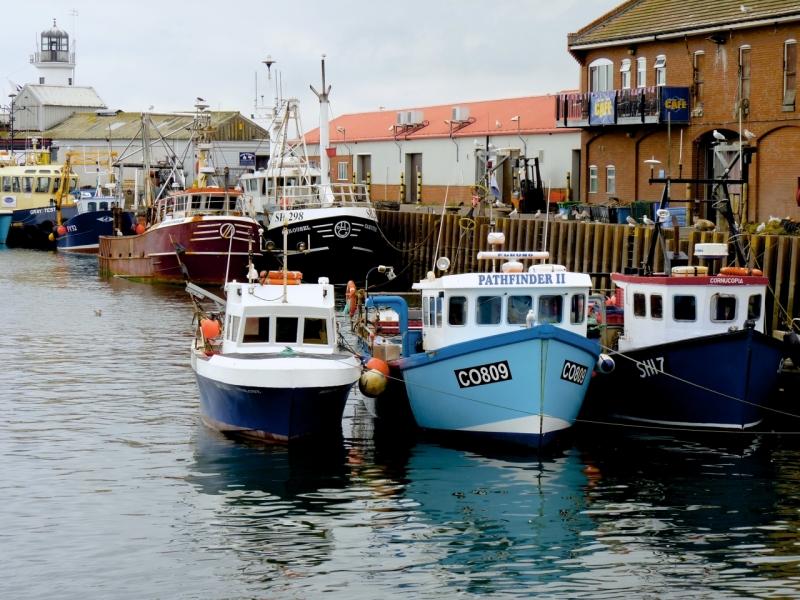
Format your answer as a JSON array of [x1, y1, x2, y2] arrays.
[[33, 51, 75, 63]]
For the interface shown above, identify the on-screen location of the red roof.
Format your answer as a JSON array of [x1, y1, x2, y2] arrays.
[[305, 94, 576, 145]]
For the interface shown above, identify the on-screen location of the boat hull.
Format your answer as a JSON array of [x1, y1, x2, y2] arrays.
[[0, 210, 11, 244], [192, 352, 360, 442], [396, 324, 601, 449], [583, 329, 785, 429], [6, 205, 78, 249], [260, 208, 383, 284], [99, 215, 261, 285], [56, 209, 138, 253]]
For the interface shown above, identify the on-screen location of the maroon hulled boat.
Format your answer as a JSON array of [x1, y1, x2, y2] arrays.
[[98, 187, 261, 285]]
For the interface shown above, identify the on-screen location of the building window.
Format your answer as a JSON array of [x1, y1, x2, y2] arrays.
[[606, 166, 616, 193], [693, 51, 705, 109], [337, 161, 348, 181], [620, 59, 631, 89], [654, 55, 666, 87], [637, 57, 647, 87], [68, 77, 72, 86], [785, 40, 796, 109], [588, 165, 598, 193], [39, 77, 45, 84], [588, 58, 613, 92], [739, 46, 751, 112]]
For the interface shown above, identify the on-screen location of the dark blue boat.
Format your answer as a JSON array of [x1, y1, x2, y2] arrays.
[[55, 192, 137, 253], [6, 204, 77, 249]]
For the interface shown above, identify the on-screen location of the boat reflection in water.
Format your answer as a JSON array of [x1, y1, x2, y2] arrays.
[[187, 421, 800, 597]]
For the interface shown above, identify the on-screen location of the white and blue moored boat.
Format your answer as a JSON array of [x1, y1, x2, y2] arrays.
[[188, 237, 361, 442], [394, 249, 608, 449]]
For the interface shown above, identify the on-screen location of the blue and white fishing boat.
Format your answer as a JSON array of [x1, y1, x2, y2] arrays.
[[392, 250, 605, 449], [188, 228, 361, 443]]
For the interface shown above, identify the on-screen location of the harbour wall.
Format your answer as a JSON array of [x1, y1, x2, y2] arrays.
[[375, 210, 800, 334]]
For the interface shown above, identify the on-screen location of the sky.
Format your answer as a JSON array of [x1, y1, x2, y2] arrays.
[[1, 0, 620, 127]]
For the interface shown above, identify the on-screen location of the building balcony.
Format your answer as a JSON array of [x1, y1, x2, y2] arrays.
[[556, 86, 691, 128]]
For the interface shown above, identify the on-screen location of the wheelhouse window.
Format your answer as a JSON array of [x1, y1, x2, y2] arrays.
[[633, 293, 646, 317], [588, 58, 613, 92], [428, 296, 436, 327], [436, 293, 443, 327], [570, 294, 585, 324], [620, 59, 631, 89], [275, 317, 298, 344], [589, 165, 598, 194], [242, 316, 270, 343], [302, 318, 328, 344], [22, 177, 33, 193], [507, 295, 533, 325], [476, 295, 502, 325], [227, 315, 240, 341], [12, 177, 20, 192], [423, 296, 430, 327], [606, 166, 616, 194], [673, 295, 697, 322], [448, 296, 467, 326], [99, 202, 109, 210], [711, 294, 737, 322], [650, 294, 663, 320], [785, 40, 797, 109], [637, 57, 647, 87], [748, 294, 762, 320], [87, 202, 97, 212], [191, 195, 202, 210], [1, 177, 9, 192], [35, 177, 51, 193], [654, 55, 666, 87], [538, 295, 563, 324]]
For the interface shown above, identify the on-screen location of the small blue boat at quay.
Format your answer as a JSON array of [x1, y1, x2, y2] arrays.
[[0, 209, 11, 244], [55, 189, 138, 253], [361, 245, 610, 450]]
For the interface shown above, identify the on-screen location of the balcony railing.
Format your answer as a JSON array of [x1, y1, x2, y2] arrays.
[[556, 86, 689, 128], [32, 51, 75, 64]]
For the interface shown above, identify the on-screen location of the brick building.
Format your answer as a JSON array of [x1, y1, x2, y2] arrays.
[[559, 0, 800, 222]]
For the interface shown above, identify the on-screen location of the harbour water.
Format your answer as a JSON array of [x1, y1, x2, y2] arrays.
[[4, 247, 800, 599]]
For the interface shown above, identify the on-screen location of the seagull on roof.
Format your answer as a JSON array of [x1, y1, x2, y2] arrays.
[[626, 215, 637, 225], [741, 4, 752, 12], [713, 130, 726, 141], [744, 129, 756, 139]]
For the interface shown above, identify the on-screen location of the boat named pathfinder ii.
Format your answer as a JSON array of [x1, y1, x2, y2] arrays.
[[584, 144, 786, 430], [240, 57, 381, 284], [98, 106, 261, 285], [187, 229, 361, 442]]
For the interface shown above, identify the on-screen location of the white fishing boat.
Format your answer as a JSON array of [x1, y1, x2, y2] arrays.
[[187, 224, 362, 443]]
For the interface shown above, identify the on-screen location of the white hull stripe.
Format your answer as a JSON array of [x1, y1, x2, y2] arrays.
[[352, 246, 373, 252], [611, 414, 763, 430], [459, 415, 572, 435]]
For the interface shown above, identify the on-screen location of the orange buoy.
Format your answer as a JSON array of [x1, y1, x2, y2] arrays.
[[56, 225, 67, 236], [135, 224, 146, 235], [366, 357, 390, 377], [719, 266, 763, 276], [280, 197, 291, 209], [200, 318, 221, 339], [346, 280, 357, 318]]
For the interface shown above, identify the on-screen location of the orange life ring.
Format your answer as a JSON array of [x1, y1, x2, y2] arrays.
[[346, 280, 357, 318], [719, 266, 763, 276], [264, 278, 300, 285], [266, 270, 302, 280]]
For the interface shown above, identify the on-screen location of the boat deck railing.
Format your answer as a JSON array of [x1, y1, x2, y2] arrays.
[[267, 184, 373, 210]]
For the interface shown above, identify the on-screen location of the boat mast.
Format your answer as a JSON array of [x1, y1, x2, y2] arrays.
[[310, 55, 331, 187]]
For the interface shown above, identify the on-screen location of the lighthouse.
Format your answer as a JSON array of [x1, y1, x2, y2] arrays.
[[30, 19, 75, 86]]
